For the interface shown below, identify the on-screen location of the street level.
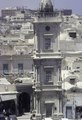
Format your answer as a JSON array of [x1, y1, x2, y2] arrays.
[[17, 112, 31, 120]]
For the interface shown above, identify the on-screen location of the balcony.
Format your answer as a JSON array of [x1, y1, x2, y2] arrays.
[[0, 44, 34, 56], [34, 82, 62, 92], [34, 12, 62, 23], [34, 16, 62, 23], [0, 70, 34, 84], [0, 48, 33, 56], [0, 84, 16, 92], [33, 51, 63, 60]]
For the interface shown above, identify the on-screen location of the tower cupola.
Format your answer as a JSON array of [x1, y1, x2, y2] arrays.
[[40, 0, 53, 13]]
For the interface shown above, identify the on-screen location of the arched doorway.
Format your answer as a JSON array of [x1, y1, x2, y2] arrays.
[[18, 92, 30, 115]]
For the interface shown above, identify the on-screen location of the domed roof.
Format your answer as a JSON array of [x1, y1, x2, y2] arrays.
[[40, 0, 53, 12], [41, 0, 52, 7]]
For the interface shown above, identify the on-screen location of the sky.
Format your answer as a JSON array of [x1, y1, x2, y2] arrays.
[[0, 0, 82, 15]]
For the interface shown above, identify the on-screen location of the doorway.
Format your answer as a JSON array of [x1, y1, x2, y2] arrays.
[[18, 92, 30, 115], [46, 104, 53, 117]]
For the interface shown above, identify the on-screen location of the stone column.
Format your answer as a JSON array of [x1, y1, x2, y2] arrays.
[[30, 94, 33, 112], [10, 56, 13, 73], [14, 98, 18, 116]]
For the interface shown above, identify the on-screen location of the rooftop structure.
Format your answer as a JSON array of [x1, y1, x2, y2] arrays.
[[40, 0, 53, 12]]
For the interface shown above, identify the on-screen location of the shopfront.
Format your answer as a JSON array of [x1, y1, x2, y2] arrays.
[[0, 93, 18, 115]]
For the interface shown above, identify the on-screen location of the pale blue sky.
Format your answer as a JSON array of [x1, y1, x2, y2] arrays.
[[0, 0, 82, 15]]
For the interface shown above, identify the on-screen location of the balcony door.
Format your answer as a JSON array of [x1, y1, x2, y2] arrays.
[[3, 64, 9, 75], [18, 63, 23, 74], [66, 106, 72, 119]]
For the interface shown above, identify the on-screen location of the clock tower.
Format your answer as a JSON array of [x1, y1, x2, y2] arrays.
[[33, 0, 63, 119]]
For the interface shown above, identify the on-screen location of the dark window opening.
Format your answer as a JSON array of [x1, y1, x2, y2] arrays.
[[45, 69, 52, 84], [16, 26, 21, 30], [45, 38, 51, 50], [21, 10, 25, 13], [66, 66, 68, 70], [18, 63, 23, 74], [70, 78, 76, 84], [0, 100, 16, 115], [66, 17, 69, 21], [76, 107, 82, 119], [3, 64, 9, 75], [45, 68, 53, 84], [69, 32, 76, 38], [76, 67, 80, 69]]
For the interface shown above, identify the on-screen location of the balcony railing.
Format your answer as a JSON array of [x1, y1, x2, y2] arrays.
[[0, 48, 33, 56], [0, 84, 16, 92], [34, 11, 62, 23], [33, 51, 63, 59], [34, 82, 62, 92], [0, 70, 34, 79]]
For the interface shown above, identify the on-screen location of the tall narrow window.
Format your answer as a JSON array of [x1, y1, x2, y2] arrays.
[[45, 38, 51, 50], [46, 104, 52, 117], [66, 106, 72, 119], [3, 64, 9, 75], [45, 68, 53, 84], [18, 63, 23, 74]]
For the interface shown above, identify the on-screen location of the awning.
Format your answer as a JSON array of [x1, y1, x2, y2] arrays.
[[0, 94, 17, 101]]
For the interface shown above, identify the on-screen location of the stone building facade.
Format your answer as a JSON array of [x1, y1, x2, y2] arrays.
[[0, 0, 82, 120]]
